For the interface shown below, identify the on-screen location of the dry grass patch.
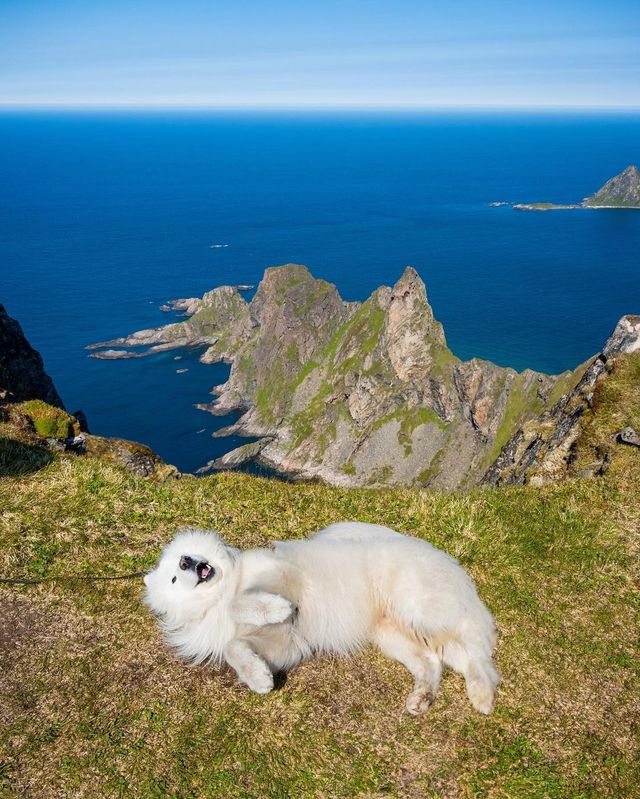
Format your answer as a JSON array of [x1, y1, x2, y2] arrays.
[[0, 414, 639, 797]]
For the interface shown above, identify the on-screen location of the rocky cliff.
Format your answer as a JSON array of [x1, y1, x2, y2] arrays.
[[583, 165, 640, 208], [0, 304, 64, 407], [0, 304, 177, 481], [90, 264, 596, 488], [484, 316, 640, 486]]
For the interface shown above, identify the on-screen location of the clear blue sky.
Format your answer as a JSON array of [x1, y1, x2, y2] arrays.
[[1, 0, 639, 109]]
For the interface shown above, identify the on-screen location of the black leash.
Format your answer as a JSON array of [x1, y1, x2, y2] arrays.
[[0, 571, 147, 585]]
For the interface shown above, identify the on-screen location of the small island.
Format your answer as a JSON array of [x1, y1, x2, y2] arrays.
[[499, 164, 640, 211]]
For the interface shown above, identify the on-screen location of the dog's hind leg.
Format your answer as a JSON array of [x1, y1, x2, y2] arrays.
[[442, 639, 499, 714], [373, 619, 442, 715]]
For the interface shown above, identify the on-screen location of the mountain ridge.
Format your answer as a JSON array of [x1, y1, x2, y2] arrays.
[[91, 263, 622, 488]]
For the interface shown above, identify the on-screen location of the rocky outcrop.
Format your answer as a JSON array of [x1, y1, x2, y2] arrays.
[[1, 305, 178, 480], [509, 165, 640, 211], [0, 304, 64, 407], [87, 285, 251, 361], [82, 435, 179, 480], [583, 165, 640, 208], [602, 315, 640, 357], [483, 316, 640, 486], [91, 263, 591, 489]]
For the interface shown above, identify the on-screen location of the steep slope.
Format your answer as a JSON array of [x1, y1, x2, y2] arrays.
[[91, 264, 578, 488], [484, 316, 640, 486], [583, 164, 640, 207], [0, 304, 64, 407], [0, 306, 177, 481]]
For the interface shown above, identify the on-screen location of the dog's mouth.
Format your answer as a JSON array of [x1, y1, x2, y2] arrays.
[[196, 562, 214, 584], [179, 555, 215, 585]]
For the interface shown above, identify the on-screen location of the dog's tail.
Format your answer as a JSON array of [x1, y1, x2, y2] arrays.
[[442, 618, 500, 714]]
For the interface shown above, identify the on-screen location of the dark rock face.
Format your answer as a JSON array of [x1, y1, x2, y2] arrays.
[[583, 165, 640, 208], [91, 264, 580, 489], [0, 304, 64, 407], [483, 315, 640, 486], [1, 305, 177, 480]]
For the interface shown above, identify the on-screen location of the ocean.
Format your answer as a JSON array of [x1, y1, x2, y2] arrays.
[[2, 111, 639, 473]]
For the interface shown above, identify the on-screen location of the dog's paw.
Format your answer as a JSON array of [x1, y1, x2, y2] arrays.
[[405, 689, 435, 716], [263, 594, 294, 625], [245, 665, 274, 695], [232, 591, 293, 627], [467, 680, 495, 715]]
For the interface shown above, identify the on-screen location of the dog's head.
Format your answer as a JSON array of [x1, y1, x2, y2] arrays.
[[144, 527, 238, 623]]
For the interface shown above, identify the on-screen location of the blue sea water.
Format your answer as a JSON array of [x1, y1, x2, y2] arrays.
[[2, 111, 640, 473]]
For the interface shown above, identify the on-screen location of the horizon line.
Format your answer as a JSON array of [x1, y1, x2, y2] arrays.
[[1, 101, 640, 114]]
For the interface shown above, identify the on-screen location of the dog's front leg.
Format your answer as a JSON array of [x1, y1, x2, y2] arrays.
[[231, 590, 293, 627], [224, 639, 274, 695]]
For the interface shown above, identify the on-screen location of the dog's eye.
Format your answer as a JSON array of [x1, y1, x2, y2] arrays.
[[172, 576, 177, 584]]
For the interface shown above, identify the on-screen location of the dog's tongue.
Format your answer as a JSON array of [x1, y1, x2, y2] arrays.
[[198, 563, 211, 580]]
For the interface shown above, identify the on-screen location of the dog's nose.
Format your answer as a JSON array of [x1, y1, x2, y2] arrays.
[[179, 555, 194, 571]]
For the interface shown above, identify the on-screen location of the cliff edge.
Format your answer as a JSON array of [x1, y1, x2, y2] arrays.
[[484, 315, 640, 486], [0, 304, 64, 407], [91, 264, 601, 489]]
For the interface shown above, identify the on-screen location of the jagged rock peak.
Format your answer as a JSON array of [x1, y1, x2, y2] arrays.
[[389, 267, 440, 326], [262, 262, 313, 283], [89, 263, 596, 490], [385, 267, 435, 318], [250, 263, 348, 321], [247, 263, 355, 362], [603, 315, 640, 358], [584, 165, 640, 207]]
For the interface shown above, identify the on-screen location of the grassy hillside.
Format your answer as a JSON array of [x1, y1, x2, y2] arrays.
[[1, 360, 639, 798]]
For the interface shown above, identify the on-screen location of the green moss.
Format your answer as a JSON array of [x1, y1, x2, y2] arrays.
[[548, 359, 591, 406], [238, 353, 257, 378], [291, 360, 320, 391], [17, 401, 75, 439], [324, 300, 385, 372], [415, 448, 446, 486], [293, 282, 335, 317], [366, 464, 393, 484], [372, 405, 447, 456], [253, 367, 288, 426], [399, 406, 447, 439], [431, 344, 458, 377], [482, 376, 544, 469], [275, 275, 304, 305], [285, 341, 298, 361], [289, 382, 333, 450], [572, 353, 640, 476]]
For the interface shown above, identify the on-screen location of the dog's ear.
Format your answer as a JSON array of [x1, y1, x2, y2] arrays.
[[224, 544, 240, 564]]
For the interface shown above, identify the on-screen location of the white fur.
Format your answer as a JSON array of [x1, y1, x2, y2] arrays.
[[144, 522, 500, 714]]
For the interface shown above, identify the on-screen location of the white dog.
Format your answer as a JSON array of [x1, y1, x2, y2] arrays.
[[144, 522, 499, 715]]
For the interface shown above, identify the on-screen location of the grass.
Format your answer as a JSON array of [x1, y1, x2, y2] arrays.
[[481, 376, 544, 470], [0, 376, 639, 797], [16, 400, 76, 439]]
